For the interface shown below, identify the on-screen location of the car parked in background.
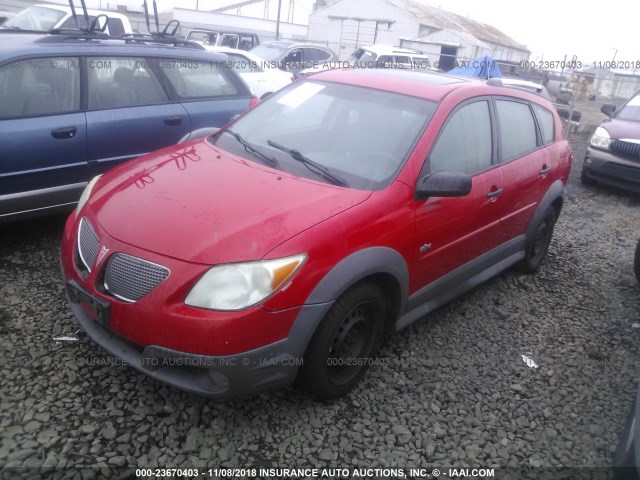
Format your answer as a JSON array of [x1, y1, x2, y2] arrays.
[[186, 29, 260, 51], [61, 68, 571, 400], [581, 91, 640, 193], [0, 32, 257, 223], [199, 46, 292, 99], [250, 40, 338, 75], [0, 4, 132, 36], [296, 44, 437, 78], [0, 10, 14, 25]]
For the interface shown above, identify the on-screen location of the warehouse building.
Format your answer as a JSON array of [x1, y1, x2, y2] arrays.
[[308, 0, 530, 73]]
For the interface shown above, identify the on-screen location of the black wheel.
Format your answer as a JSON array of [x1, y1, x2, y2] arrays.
[[297, 283, 386, 400], [516, 207, 557, 274], [581, 167, 597, 186], [634, 240, 640, 284]]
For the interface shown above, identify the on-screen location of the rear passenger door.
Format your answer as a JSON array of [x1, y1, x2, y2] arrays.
[[0, 57, 87, 219], [85, 56, 191, 176], [157, 59, 251, 131], [493, 98, 552, 238]]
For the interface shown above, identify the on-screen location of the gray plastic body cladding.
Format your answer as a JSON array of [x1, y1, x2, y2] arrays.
[[397, 180, 565, 331], [291, 247, 410, 353]]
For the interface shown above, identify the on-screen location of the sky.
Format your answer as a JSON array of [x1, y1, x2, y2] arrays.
[[89, 0, 639, 65]]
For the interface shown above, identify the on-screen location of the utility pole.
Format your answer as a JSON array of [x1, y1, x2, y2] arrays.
[[275, 0, 282, 40]]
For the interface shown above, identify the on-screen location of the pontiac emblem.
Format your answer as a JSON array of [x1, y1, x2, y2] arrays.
[[96, 246, 110, 266]]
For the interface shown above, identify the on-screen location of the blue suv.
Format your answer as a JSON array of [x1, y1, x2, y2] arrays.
[[0, 32, 257, 223]]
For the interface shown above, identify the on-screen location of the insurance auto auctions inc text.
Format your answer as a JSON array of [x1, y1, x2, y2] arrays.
[[201, 467, 495, 478]]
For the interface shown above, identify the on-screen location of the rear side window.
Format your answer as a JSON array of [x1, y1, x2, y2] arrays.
[[304, 48, 332, 62], [429, 100, 493, 175], [0, 57, 80, 119], [107, 18, 125, 36], [532, 104, 555, 145], [87, 57, 169, 110], [226, 53, 262, 73], [161, 60, 239, 99], [495, 100, 538, 161]]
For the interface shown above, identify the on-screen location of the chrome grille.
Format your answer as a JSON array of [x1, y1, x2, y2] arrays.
[[104, 253, 170, 302], [611, 140, 640, 161], [78, 217, 100, 272]]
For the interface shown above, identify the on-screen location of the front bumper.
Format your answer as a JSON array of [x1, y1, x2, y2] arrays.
[[61, 211, 332, 399], [65, 280, 329, 398], [583, 147, 640, 193]]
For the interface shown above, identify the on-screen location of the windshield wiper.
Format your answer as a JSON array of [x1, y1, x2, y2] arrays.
[[225, 130, 278, 168], [266, 140, 348, 187]]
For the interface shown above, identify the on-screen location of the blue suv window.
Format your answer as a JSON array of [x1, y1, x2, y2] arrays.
[[87, 57, 169, 110], [161, 60, 239, 99], [0, 57, 80, 119]]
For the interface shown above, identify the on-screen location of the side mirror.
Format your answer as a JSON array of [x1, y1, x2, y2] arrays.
[[415, 170, 472, 199], [601, 103, 616, 118], [178, 127, 221, 144]]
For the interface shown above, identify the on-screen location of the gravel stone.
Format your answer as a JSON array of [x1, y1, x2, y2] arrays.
[[0, 140, 639, 471]]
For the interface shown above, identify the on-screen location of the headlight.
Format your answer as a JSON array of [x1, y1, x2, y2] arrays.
[[590, 127, 611, 150], [75, 175, 101, 218], [185, 254, 306, 311]]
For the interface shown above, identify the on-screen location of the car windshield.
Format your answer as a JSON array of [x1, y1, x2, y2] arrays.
[[251, 43, 289, 61], [2, 6, 65, 31], [212, 80, 437, 190], [617, 94, 640, 122]]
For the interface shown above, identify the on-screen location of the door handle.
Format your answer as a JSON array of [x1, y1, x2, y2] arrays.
[[51, 127, 77, 139], [164, 116, 183, 126], [539, 165, 552, 175], [486, 187, 504, 199]]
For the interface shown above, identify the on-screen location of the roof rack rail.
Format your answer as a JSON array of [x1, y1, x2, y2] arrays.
[[120, 32, 204, 49]]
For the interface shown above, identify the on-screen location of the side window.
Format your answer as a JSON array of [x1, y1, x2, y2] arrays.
[[161, 60, 239, 99], [428, 101, 492, 175], [532, 103, 555, 145], [413, 57, 431, 70], [226, 53, 262, 73], [107, 18, 125, 36], [0, 57, 80, 119], [395, 56, 412, 68], [87, 57, 168, 110], [495, 100, 538, 161], [304, 48, 332, 62], [283, 49, 302, 64]]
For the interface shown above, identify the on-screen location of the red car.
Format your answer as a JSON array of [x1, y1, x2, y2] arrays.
[[61, 69, 572, 400]]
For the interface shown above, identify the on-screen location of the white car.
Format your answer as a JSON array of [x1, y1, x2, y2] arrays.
[[1, 4, 132, 36], [201, 46, 292, 99], [296, 44, 438, 78]]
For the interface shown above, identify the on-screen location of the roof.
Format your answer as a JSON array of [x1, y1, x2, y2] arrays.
[[385, 0, 528, 52], [0, 33, 227, 63], [310, 68, 468, 101]]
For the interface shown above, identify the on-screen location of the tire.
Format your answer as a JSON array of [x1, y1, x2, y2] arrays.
[[634, 240, 640, 284], [297, 283, 386, 400], [581, 167, 597, 186], [516, 207, 557, 274]]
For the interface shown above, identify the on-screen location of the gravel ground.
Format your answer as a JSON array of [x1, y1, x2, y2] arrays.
[[1, 139, 640, 477]]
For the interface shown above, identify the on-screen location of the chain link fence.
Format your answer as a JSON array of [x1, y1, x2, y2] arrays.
[[516, 69, 640, 147]]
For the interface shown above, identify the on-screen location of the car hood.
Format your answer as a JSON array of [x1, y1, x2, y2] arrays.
[[601, 118, 640, 140], [89, 140, 371, 265]]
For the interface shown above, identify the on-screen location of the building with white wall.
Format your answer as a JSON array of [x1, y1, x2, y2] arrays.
[[308, 0, 529, 73]]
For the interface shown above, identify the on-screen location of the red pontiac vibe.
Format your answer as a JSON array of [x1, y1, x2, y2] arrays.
[[61, 69, 572, 400]]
